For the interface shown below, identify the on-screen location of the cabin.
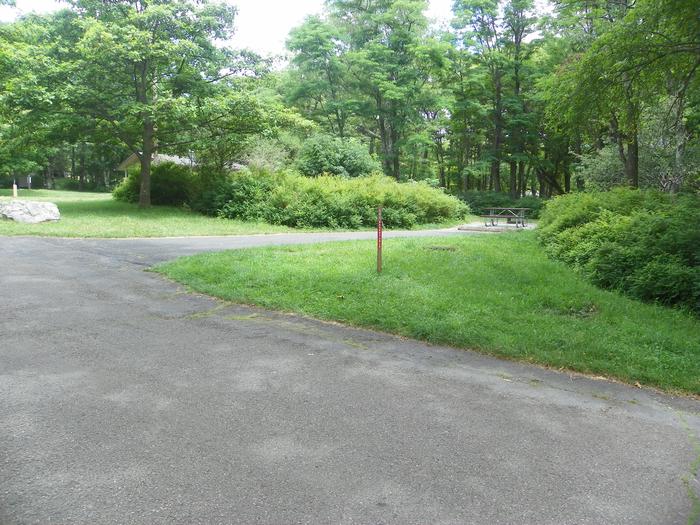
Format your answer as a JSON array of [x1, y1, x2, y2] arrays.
[[116, 153, 196, 176], [116, 153, 246, 177]]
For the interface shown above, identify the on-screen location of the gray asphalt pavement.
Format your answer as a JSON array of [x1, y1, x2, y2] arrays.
[[1, 232, 699, 524]]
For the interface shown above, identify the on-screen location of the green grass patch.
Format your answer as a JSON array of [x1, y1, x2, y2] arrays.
[[0, 189, 466, 238], [0, 189, 292, 238], [155, 232, 700, 394]]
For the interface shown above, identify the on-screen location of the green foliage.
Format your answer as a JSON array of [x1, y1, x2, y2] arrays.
[[295, 135, 380, 178], [286, 16, 351, 138], [196, 170, 468, 229], [3, 0, 238, 207], [113, 162, 196, 206], [574, 101, 700, 192], [52, 177, 110, 192], [53, 178, 83, 191], [538, 188, 671, 238], [243, 133, 301, 173], [206, 171, 281, 221], [573, 146, 626, 191], [539, 189, 700, 313], [192, 88, 313, 177], [459, 191, 544, 218]]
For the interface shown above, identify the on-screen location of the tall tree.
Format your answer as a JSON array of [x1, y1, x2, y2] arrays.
[[53, 0, 236, 206], [503, 0, 535, 197], [287, 16, 352, 138], [453, 0, 507, 191], [327, 0, 432, 179]]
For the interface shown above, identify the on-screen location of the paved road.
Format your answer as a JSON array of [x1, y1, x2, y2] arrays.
[[1, 232, 699, 525]]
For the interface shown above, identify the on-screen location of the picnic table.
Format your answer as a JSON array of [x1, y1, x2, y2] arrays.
[[480, 207, 530, 228]]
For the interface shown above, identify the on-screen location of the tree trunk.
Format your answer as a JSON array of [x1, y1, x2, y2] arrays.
[[139, 119, 154, 208], [410, 150, 417, 180], [390, 123, 400, 180], [46, 166, 54, 190], [490, 71, 503, 192], [670, 122, 685, 193], [375, 93, 396, 179], [625, 133, 639, 188], [71, 146, 76, 186], [436, 139, 446, 188], [509, 161, 517, 199], [377, 113, 392, 177], [335, 108, 345, 139], [78, 144, 85, 192], [490, 162, 500, 192], [137, 61, 154, 207], [490, 147, 501, 192], [518, 161, 526, 198], [392, 152, 400, 181], [537, 168, 546, 198]]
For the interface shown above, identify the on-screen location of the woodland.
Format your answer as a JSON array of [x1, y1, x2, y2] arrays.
[[0, 0, 697, 205]]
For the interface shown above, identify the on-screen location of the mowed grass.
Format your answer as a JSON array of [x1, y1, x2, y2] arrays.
[[156, 232, 700, 394], [0, 189, 291, 238]]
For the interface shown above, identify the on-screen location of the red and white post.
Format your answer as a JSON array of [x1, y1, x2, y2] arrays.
[[377, 206, 383, 274]]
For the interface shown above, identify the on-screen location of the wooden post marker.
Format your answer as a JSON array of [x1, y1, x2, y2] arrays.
[[377, 206, 383, 273]]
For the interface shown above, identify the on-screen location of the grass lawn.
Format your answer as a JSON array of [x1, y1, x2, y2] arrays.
[[156, 232, 700, 395], [0, 189, 292, 237], [0, 189, 466, 237]]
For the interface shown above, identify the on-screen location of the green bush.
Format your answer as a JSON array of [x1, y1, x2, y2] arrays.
[[197, 169, 468, 229], [459, 190, 545, 219], [538, 188, 672, 238], [113, 162, 196, 206], [53, 177, 82, 191], [296, 135, 381, 178], [0, 174, 14, 188], [52, 177, 110, 192], [539, 188, 700, 314]]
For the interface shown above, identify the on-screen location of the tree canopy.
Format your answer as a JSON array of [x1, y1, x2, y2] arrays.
[[1, 0, 698, 200]]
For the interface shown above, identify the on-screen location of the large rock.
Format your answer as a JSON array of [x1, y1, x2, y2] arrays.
[[0, 200, 60, 224]]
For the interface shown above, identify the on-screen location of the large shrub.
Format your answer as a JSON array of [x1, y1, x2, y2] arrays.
[[459, 190, 545, 219], [539, 188, 700, 314], [197, 170, 468, 229], [296, 135, 380, 178], [113, 162, 196, 206], [53, 177, 111, 192]]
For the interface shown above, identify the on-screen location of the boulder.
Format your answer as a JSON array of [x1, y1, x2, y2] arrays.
[[0, 200, 60, 224]]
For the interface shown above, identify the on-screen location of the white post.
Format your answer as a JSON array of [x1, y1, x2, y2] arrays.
[[12, 181, 18, 199]]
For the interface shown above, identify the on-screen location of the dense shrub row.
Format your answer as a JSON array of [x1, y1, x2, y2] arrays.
[[538, 188, 700, 314], [195, 170, 468, 229], [113, 163, 197, 206], [459, 190, 545, 219]]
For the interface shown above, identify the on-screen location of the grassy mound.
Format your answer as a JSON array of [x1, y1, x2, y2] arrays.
[[156, 232, 700, 394]]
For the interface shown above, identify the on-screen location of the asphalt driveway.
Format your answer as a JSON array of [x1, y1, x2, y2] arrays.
[[1, 232, 699, 524]]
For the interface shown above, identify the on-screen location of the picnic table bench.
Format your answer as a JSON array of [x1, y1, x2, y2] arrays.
[[480, 207, 530, 228]]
